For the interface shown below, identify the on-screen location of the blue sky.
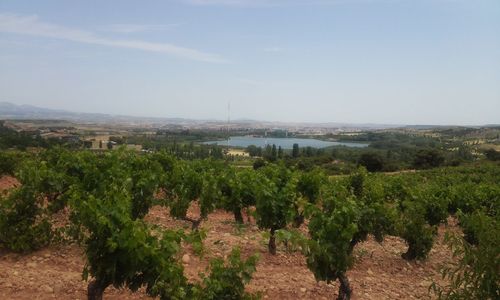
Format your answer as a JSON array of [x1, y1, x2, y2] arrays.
[[0, 0, 499, 125]]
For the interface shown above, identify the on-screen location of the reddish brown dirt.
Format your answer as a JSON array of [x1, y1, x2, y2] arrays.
[[0, 176, 20, 194], [0, 201, 456, 300]]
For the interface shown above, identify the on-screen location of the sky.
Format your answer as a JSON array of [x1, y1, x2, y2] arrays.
[[0, 0, 499, 125]]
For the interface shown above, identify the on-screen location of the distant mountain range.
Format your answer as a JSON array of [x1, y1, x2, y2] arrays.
[[0, 102, 197, 125], [1, 102, 496, 129], [0, 101, 398, 129]]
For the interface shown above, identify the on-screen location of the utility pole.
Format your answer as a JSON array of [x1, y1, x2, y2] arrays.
[[227, 101, 230, 151]]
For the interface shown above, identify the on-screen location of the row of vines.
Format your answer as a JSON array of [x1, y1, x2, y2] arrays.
[[0, 148, 498, 299]]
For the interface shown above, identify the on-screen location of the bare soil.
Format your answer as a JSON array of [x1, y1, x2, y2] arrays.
[[0, 176, 456, 300]]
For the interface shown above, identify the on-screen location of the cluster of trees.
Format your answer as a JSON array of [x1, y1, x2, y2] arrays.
[[247, 143, 322, 160], [268, 131, 482, 173], [246, 144, 469, 175], [0, 121, 68, 150], [484, 148, 500, 161], [0, 147, 498, 299]]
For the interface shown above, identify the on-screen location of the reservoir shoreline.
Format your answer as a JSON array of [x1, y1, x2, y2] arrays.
[[202, 136, 369, 149]]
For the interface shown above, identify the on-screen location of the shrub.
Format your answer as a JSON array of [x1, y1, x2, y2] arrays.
[[192, 248, 259, 300], [0, 151, 21, 175], [399, 202, 436, 260], [305, 193, 359, 300], [0, 187, 52, 252], [358, 152, 384, 172], [255, 164, 297, 255], [433, 212, 499, 299]]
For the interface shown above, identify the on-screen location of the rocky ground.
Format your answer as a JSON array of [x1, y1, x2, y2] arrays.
[[0, 175, 455, 299]]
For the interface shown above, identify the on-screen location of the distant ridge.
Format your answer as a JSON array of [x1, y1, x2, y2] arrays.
[[0, 101, 400, 128], [1, 102, 495, 129], [0, 102, 195, 125]]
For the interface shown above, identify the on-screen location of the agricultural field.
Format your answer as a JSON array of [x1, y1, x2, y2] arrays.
[[2, 1, 499, 299], [0, 147, 498, 300]]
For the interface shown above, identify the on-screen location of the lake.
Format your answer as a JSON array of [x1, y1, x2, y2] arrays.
[[203, 136, 368, 149]]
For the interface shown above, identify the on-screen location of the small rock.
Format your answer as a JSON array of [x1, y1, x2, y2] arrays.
[[26, 262, 37, 268], [13, 271, 19, 276], [5, 282, 13, 288], [300, 287, 307, 293], [367, 269, 374, 275], [41, 285, 54, 293], [182, 254, 190, 264], [223, 232, 230, 237], [420, 280, 432, 287], [43, 254, 51, 258]]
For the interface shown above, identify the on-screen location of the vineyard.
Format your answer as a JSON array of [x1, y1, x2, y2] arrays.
[[0, 148, 499, 300]]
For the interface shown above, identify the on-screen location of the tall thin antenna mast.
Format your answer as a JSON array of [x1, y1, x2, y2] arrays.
[[227, 101, 230, 150]]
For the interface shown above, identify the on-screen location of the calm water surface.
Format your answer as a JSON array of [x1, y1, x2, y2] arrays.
[[203, 136, 368, 149]]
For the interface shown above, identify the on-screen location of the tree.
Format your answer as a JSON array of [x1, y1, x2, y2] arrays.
[[292, 143, 300, 158], [456, 144, 474, 161], [413, 149, 445, 169], [271, 144, 277, 161], [252, 158, 266, 170], [278, 146, 283, 159], [358, 152, 384, 172], [484, 148, 500, 161], [246, 145, 261, 157], [304, 146, 313, 157]]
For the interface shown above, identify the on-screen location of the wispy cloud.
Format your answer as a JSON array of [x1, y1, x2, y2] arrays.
[[0, 13, 227, 63], [102, 23, 182, 34]]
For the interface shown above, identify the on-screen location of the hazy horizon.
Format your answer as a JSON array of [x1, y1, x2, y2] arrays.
[[1, 0, 499, 125]]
